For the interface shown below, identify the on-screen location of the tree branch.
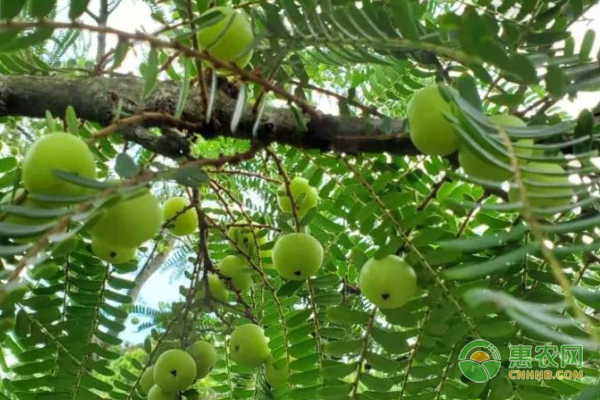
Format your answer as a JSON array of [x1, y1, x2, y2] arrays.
[[0, 75, 416, 158]]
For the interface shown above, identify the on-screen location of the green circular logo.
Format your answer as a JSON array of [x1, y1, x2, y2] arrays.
[[458, 339, 502, 383]]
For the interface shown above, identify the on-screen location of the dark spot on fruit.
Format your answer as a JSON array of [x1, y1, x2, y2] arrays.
[[170, 369, 177, 377], [209, 366, 213, 371], [235, 345, 240, 352], [294, 270, 302, 276], [110, 251, 117, 258], [381, 293, 390, 300]]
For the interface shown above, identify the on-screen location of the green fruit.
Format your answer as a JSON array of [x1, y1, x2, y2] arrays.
[[227, 222, 266, 257], [508, 162, 572, 214], [140, 366, 155, 394], [163, 197, 198, 237], [459, 114, 532, 182], [273, 233, 323, 281], [358, 255, 417, 309], [91, 189, 162, 248], [235, 50, 253, 68], [277, 177, 319, 217], [154, 349, 197, 392], [92, 237, 136, 264], [131, 317, 140, 325], [218, 255, 253, 292], [10, 146, 19, 156], [197, 274, 229, 303], [197, 6, 254, 68], [229, 324, 271, 368], [148, 385, 177, 400], [22, 133, 97, 197], [408, 84, 459, 156], [265, 356, 288, 388], [187, 341, 217, 379]]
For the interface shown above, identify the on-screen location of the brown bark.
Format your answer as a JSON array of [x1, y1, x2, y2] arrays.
[[0, 75, 416, 158]]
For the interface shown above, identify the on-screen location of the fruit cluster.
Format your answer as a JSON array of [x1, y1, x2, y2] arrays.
[[5, 132, 204, 263], [140, 342, 216, 400], [407, 84, 572, 214], [196, 177, 324, 306], [139, 323, 286, 398], [14, 131, 419, 396], [15, 132, 420, 312]]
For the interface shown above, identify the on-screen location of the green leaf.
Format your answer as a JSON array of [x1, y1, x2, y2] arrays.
[[0, 204, 70, 219], [95, 330, 122, 346], [365, 352, 404, 372], [546, 65, 566, 97], [326, 306, 371, 325], [573, 109, 594, 155], [29, 0, 55, 18], [12, 360, 53, 375], [0, 244, 30, 255], [317, 383, 352, 399], [360, 373, 394, 392], [321, 361, 357, 379], [69, 0, 91, 19], [574, 287, 600, 311], [289, 354, 319, 371], [171, 165, 209, 187], [45, 110, 57, 131], [112, 39, 130, 70], [288, 369, 320, 385], [442, 243, 536, 280], [65, 106, 79, 135], [565, 36, 575, 56], [290, 386, 319, 400], [0, 157, 17, 172], [230, 83, 247, 133], [0, 0, 26, 19], [115, 153, 139, 179], [143, 47, 159, 98], [454, 73, 482, 111], [381, 307, 418, 327], [323, 339, 362, 357], [573, 385, 600, 400], [1, 28, 54, 52], [174, 58, 192, 119], [0, 220, 55, 238], [206, 69, 217, 122], [440, 224, 529, 252], [579, 29, 596, 62], [390, 0, 419, 40], [53, 170, 110, 190], [540, 213, 600, 234], [370, 327, 409, 354]]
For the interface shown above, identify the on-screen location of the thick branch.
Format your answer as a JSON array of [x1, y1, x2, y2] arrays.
[[0, 75, 416, 157]]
